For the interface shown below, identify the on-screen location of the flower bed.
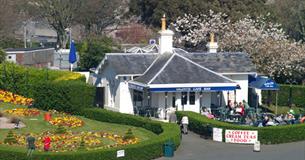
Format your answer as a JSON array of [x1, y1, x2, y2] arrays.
[[2, 131, 139, 152], [4, 108, 40, 117], [0, 90, 33, 106], [49, 116, 84, 128]]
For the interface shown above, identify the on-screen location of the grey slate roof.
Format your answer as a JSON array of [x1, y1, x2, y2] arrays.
[[134, 53, 234, 84], [132, 53, 173, 83], [5, 47, 53, 52], [98, 52, 256, 84], [183, 52, 256, 73], [104, 53, 158, 75]]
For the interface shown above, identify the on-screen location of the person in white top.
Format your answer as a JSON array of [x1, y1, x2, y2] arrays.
[[181, 116, 189, 134]]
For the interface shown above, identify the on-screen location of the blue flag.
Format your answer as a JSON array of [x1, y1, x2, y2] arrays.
[[69, 41, 77, 64]]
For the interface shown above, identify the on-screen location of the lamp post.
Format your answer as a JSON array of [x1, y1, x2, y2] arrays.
[[286, 78, 297, 108], [55, 44, 63, 70], [165, 92, 168, 120]]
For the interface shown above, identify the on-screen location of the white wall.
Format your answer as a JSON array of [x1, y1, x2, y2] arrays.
[[93, 64, 120, 111], [76, 72, 90, 83], [224, 74, 249, 104], [119, 80, 134, 114], [6, 54, 16, 63], [201, 92, 211, 109], [255, 89, 262, 105]]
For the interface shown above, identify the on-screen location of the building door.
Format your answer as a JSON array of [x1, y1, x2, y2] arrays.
[[95, 87, 104, 108]]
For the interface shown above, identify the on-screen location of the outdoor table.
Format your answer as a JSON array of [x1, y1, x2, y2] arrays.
[[228, 114, 242, 123]]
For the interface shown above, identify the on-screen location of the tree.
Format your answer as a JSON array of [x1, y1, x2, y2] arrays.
[[26, 0, 81, 48], [174, 11, 305, 82], [269, 0, 305, 42], [0, 0, 25, 44], [0, 48, 6, 63], [78, 37, 114, 71], [129, 0, 269, 27], [76, 0, 127, 36]]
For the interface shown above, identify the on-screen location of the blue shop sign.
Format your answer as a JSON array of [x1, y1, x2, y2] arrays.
[[150, 86, 236, 92], [129, 83, 144, 91]]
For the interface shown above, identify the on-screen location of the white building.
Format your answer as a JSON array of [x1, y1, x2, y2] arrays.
[[91, 16, 257, 118]]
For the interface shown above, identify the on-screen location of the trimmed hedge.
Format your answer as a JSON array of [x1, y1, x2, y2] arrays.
[[0, 63, 95, 113], [176, 111, 305, 144], [262, 84, 305, 107], [0, 108, 181, 160], [31, 81, 95, 114]]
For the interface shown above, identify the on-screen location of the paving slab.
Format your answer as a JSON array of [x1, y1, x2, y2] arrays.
[[156, 132, 305, 160]]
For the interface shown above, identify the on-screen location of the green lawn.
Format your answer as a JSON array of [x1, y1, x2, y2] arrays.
[[262, 104, 305, 115], [0, 103, 157, 142]]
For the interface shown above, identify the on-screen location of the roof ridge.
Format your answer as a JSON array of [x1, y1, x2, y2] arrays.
[[148, 53, 176, 84], [106, 53, 158, 56], [141, 54, 162, 75], [175, 54, 235, 83]]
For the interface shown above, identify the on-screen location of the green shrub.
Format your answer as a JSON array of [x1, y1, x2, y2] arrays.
[[79, 138, 86, 150], [4, 130, 17, 145], [0, 48, 5, 63], [123, 129, 135, 141], [0, 108, 181, 160], [55, 125, 67, 134], [262, 84, 305, 107], [31, 81, 95, 114], [0, 63, 95, 114], [176, 111, 305, 144], [80, 108, 164, 134]]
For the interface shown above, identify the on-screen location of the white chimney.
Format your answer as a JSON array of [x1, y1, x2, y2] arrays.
[[159, 15, 174, 54], [206, 33, 218, 53]]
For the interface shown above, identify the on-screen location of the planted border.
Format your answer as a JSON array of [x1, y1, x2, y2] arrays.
[[0, 108, 181, 160], [176, 111, 305, 144]]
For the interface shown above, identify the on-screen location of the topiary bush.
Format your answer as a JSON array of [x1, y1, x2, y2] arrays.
[[4, 130, 17, 145], [55, 125, 67, 134], [176, 111, 305, 144], [123, 129, 135, 141]]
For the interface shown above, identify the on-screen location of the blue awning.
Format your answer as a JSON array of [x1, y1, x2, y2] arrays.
[[149, 86, 238, 92], [249, 75, 279, 90]]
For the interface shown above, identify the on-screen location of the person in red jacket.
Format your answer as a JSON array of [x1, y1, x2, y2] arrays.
[[43, 135, 51, 151]]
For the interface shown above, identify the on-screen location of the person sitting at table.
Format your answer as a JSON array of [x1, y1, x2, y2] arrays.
[[266, 116, 277, 126], [262, 115, 270, 127], [235, 102, 245, 116], [285, 111, 295, 124], [201, 107, 215, 119]]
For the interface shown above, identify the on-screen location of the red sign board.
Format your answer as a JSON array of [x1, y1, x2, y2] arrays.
[[225, 130, 258, 144]]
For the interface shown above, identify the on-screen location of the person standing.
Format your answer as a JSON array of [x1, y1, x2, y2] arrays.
[[43, 135, 51, 151], [181, 116, 189, 134], [26, 133, 36, 158]]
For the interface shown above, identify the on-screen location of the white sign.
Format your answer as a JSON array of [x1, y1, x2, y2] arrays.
[[117, 150, 125, 158], [225, 130, 258, 144], [213, 128, 223, 142]]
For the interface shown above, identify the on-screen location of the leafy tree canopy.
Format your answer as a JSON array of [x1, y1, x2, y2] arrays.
[[77, 37, 115, 71], [129, 0, 269, 27]]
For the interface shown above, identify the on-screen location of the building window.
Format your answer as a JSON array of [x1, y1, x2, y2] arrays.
[[189, 92, 195, 105], [181, 92, 187, 105], [133, 90, 143, 106], [172, 93, 176, 108]]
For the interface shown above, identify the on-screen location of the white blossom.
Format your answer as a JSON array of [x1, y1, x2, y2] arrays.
[[174, 11, 305, 79]]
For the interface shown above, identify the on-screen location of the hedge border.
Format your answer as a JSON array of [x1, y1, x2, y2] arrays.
[[0, 108, 181, 160], [262, 84, 305, 107], [176, 111, 305, 144]]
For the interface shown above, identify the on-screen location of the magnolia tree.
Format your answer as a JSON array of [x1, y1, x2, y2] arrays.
[[174, 11, 305, 81]]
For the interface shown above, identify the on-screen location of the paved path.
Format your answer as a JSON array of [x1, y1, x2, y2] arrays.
[[156, 132, 305, 160]]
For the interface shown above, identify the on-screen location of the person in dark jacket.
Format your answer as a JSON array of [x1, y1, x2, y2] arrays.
[[26, 133, 36, 158]]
